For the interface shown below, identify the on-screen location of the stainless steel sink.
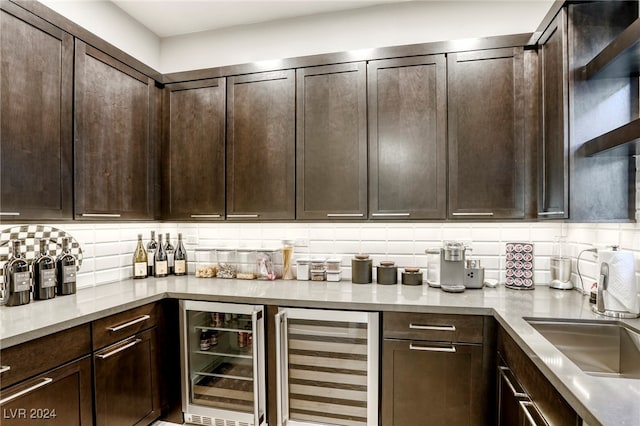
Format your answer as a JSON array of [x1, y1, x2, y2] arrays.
[[525, 318, 640, 379]]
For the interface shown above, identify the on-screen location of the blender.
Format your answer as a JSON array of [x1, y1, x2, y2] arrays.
[[550, 236, 572, 290]]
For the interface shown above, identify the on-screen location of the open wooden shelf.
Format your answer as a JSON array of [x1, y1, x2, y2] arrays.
[[581, 118, 640, 156], [584, 18, 640, 79]]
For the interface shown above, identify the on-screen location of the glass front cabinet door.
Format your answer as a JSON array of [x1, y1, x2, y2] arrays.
[[275, 307, 379, 426], [179, 300, 266, 426]]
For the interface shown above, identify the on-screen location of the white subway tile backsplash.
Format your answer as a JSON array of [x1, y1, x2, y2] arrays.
[[500, 226, 531, 241], [29, 215, 640, 296], [94, 255, 121, 271], [413, 226, 442, 242], [442, 227, 473, 241], [94, 229, 121, 242], [387, 227, 415, 241]]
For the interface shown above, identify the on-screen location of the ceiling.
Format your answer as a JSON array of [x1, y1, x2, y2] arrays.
[[111, 0, 413, 38]]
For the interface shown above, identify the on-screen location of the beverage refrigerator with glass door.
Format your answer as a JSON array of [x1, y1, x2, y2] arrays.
[[179, 300, 266, 426]]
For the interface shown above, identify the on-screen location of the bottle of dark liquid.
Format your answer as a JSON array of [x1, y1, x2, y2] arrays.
[[165, 233, 175, 275], [133, 234, 148, 279], [56, 237, 77, 295], [3, 240, 31, 306], [33, 239, 56, 300], [154, 234, 168, 278], [147, 230, 157, 277], [174, 233, 187, 276]]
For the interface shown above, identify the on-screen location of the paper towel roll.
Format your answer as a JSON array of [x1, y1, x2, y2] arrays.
[[598, 249, 639, 314]]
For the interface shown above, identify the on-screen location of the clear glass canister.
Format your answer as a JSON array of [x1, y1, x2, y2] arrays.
[[236, 249, 256, 280], [195, 248, 217, 278], [282, 240, 295, 280], [257, 249, 281, 280], [216, 249, 236, 279]]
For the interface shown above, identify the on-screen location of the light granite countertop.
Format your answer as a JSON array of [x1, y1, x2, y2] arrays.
[[1, 277, 639, 426]]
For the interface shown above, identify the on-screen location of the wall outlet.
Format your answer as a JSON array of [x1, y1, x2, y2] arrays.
[[186, 234, 198, 245]]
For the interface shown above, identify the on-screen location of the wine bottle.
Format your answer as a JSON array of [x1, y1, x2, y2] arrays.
[[33, 239, 56, 300], [56, 237, 77, 295], [174, 233, 187, 276], [3, 240, 31, 306], [133, 234, 148, 279], [155, 234, 168, 278], [147, 230, 157, 277], [165, 233, 175, 275]]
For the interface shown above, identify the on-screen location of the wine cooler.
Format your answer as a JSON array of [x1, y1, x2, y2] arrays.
[[275, 308, 379, 426], [180, 300, 266, 426]]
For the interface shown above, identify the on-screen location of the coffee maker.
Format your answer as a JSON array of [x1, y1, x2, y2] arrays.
[[441, 241, 467, 287]]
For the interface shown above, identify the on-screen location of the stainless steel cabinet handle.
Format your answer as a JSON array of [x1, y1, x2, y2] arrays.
[[190, 214, 221, 218], [81, 213, 122, 218], [97, 338, 142, 359], [371, 213, 411, 217], [520, 401, 548, 426], [0, 378, 53, 405], [107, 314, 150, 332], [409, 323, 456, 332], [327, 213, 364, 217], [227, 214, 259, 218], [0, 365, 10, 374], [409, 343, 456, 353], [452, 212, 494, 216], [275, 311, 289, 426], [537, 211, 565, 216], [0, 212, 20, 216], [499, 366, 528, 398]]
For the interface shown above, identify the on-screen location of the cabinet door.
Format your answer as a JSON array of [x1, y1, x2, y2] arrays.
[[448, 48, 526, 219], [227, 71, 295, 220], [497, 365, 528, 426], [381, 339, 485, 426], [162, 79, 225, 220], [0, 5, 73, 220], [296, 63, 367, 220], [368, 56, 447, 219], [0, 356, 92, 425], [94, 327, 160, 426], [275, 308, 379, 426], [180, 301, 266, 426], [74, 40, 156, 220], [538, 9, 569, 219]]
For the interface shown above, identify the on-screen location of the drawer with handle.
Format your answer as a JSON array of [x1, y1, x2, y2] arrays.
[[92, 302, 159, 350], [383, 312, 484, 343], [0, 324, 91, 389]]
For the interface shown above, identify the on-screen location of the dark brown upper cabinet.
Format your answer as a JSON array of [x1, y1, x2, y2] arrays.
[[162, 79, 225, 220], [74, 40, 156, 220], [226, 71, 295, 220], [368, 55, 447, 220], [538, 9, 569, 220], [448, 47, 528, 219], [296, 63, 367, 220], [0, 5, 73, 221]]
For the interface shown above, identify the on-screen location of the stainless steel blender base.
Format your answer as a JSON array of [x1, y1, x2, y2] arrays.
[[550, 279, 573, 290]]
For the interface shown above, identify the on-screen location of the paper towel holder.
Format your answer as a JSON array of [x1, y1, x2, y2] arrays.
[[592, 259, 640, 319]]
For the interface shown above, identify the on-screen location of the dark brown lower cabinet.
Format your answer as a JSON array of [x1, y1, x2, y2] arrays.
[[381, 313, 494, 426], [0, 356, 93, 425], [94, 327, 160, 426], [497, 327, 580, 426], [382, 340, 484, 426]]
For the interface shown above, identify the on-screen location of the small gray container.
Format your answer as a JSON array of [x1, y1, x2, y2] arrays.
[[352, 254, 372, 284], [376, 261, 398, 285], [401, 267, 423, 286]]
